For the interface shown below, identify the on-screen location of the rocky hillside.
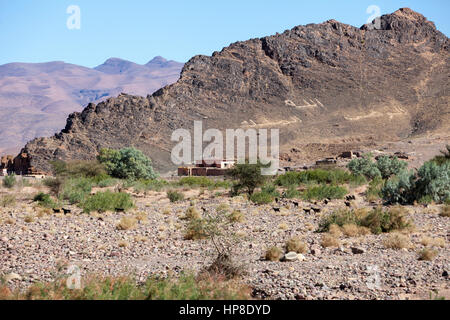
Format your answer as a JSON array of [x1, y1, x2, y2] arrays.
[[14, 8, 449, 174], [0, 57, 183, 155]]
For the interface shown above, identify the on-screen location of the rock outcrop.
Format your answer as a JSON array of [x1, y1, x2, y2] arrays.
[[14, 8, 450, 174]]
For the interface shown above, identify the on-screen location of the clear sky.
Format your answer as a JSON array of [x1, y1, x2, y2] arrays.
[[0, 0, 448, 67]]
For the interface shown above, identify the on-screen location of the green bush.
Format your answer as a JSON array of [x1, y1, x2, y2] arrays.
[[129, 179, 168, 192], [318, 207, 411, 234], [82, 191, 134, 213], [381, 169, 416, 205], [382, 162, 450, 204], [60, 177, 94, 205], [261, 183, 280, 198], [348, 154, 408, 180], [0, 194, 16, 207], [98, 147, 158, 180], [228, 162, 268, 195], [3, 273, 249, 300], [33, 192, 59, 209], [3, 175, 16, 189], [347, 154, 381, 180], [178, 177, 231, 189], [285, 185, 300, 199], [167, 190, 184, 203], [376, 156, 408, 179], [414, 161, 450, 203], [366, 176, 385, 201], [275, 169, 364, 187], [96, 177, 119, 188], [301, 185, 347, 200], [249, 191, 274, 205]]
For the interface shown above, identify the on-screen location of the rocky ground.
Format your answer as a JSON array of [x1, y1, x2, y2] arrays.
[[0, 181, 448, 300]]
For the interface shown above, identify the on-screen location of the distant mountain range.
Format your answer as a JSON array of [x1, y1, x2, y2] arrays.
[[0, 56, 183, 154]]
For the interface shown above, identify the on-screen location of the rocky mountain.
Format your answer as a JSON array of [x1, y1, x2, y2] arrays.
[[13, 8, 450, 174], [0, 57, 183, 155]]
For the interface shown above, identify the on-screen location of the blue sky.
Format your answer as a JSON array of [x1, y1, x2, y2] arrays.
[[0, 0, 448, 67]]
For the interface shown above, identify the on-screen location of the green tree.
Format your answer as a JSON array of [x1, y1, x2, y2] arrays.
[[414, 161, 450, 203], [376, 156, 408, 179], [347, 154, 381, 180], [98, 147, 158, 180], [228, 162, 268, 196]]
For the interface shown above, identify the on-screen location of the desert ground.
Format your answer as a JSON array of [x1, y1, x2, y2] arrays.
[[1, 139, 449, 300]]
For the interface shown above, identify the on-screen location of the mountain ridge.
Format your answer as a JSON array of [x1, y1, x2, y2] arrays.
[[0, 56, 184, 155]]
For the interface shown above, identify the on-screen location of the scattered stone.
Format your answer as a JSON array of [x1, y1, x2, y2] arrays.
[[282, 252, 299, 262]]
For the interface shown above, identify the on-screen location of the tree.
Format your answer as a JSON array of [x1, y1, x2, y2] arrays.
[[228, 162, 267, 196], [98, 147, 158, 180]]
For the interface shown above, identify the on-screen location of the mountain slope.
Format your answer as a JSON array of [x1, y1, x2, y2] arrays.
[[0, 57, 183, 155], [14, 8, 450, 174]]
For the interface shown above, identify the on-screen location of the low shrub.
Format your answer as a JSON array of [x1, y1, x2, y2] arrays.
[[178, 177, 230, 189], [3, 175, 16, 189], [284, 185, 300, 199], [167, 190, 184, 203], [383, 233, 412, 250], [301, 184, 347, 200], [366, 176, 384, 202], [249, 191, 274, 205], [184, 218, 209, 240], [33, 192, 59, 209], [285, 237, 307, 253], [116, 216, 138, 230], [0, 273, 250, 300], [228, 210, 245, 223], [275, 169, 364, 187], [0, 195, 16, 207], [60, 177, 93, 205], [264, 246, 282, 261], [320, 234, 341, 248], [82, 191, 134, 213], [440, 204, 450, 217], [418, 248, 438, 261], [318, 206, 411, 234]]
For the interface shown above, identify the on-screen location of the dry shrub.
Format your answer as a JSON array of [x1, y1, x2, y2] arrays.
[[202, 253, 246, 280], [182, 206, 201, 220], [418, 248, 438, 261], [3, 217, 15, 225], [383, 233, 412, 250], [420, 236, 446, 248], [440, 204, 450, 217], [265, 246, 282, 261], [116, 216, 137, 230], [278, 222, 288, 230], [24, 215, 35, 223], [228, 210, 245, 223], [342, 223, 370, 237], [118, 240, 129, 248], [134, 212, 148, 222], [184, 218, 208, 240], [285, 237, 308, 253], [321, 234, 341, 248], [328, 224, 343, 237]]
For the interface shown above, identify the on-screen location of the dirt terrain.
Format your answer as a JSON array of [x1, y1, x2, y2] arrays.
[[1, 162, 448, 300]]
